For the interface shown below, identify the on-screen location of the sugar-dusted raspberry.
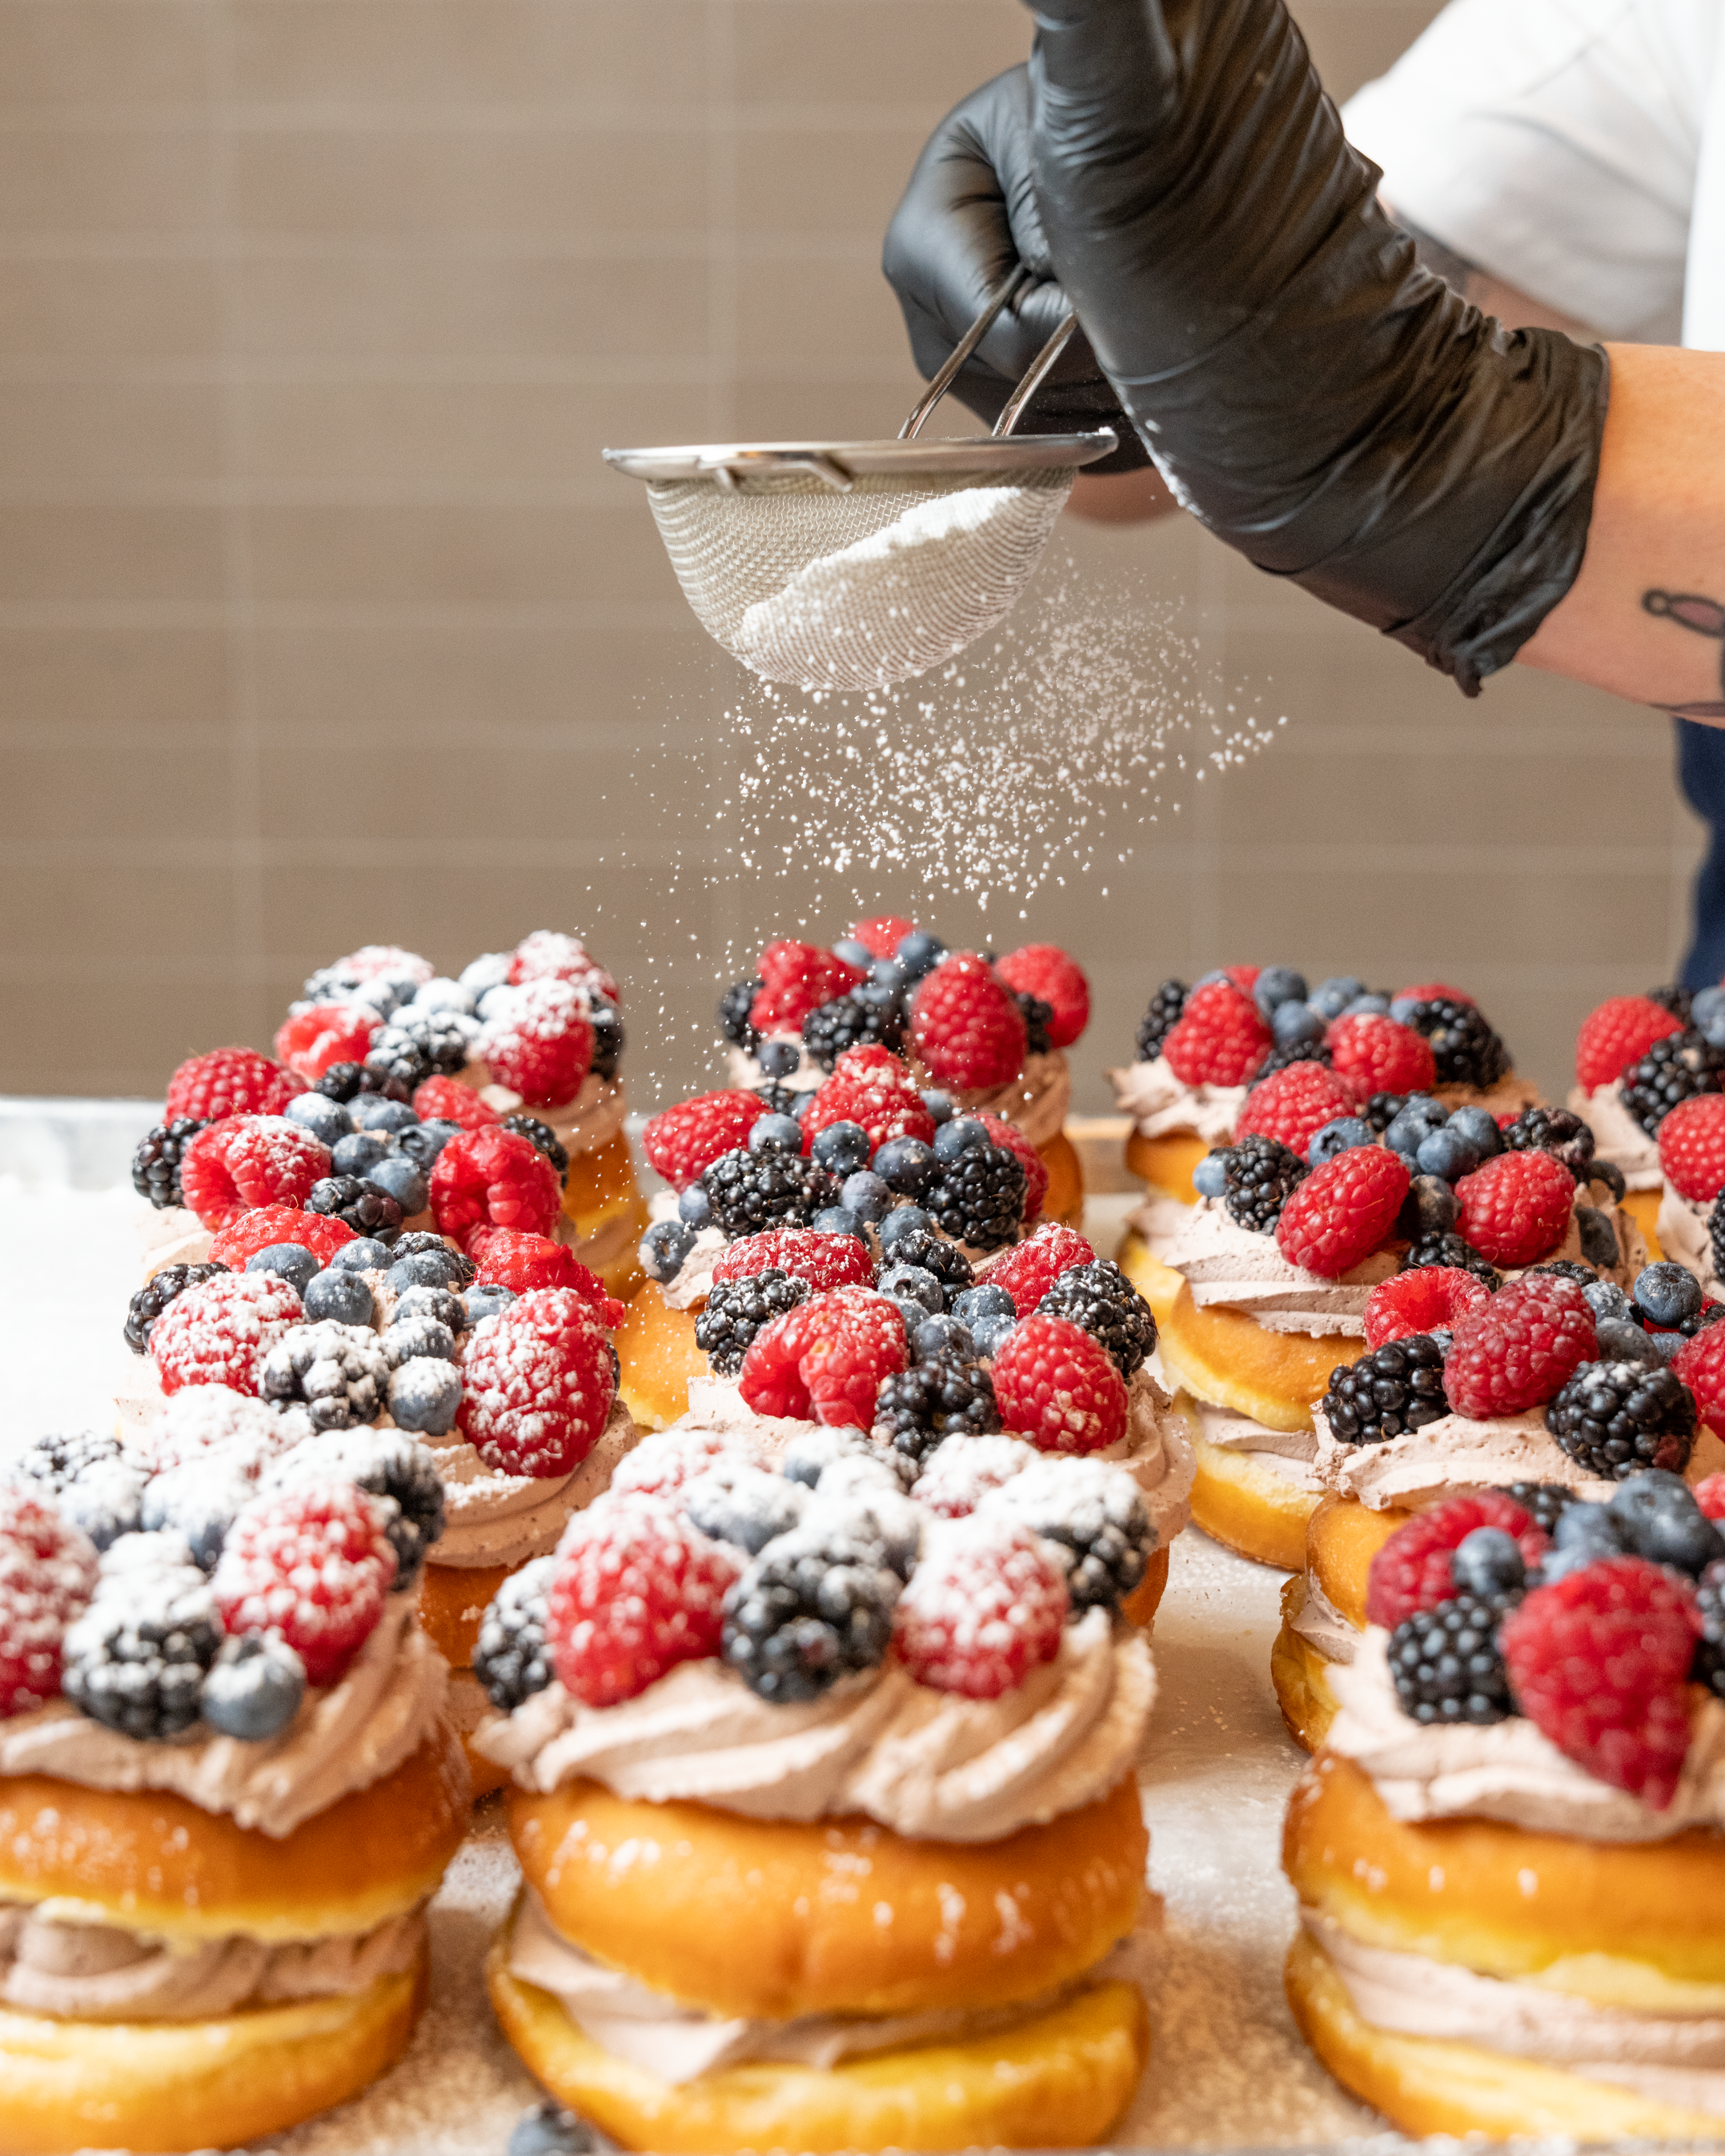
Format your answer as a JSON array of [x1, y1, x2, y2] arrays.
[[165, 1047, 305, 1124], [1275, 1147, 1409, 1278], [429, 1125, 561, 1250], [457, 1288, 616, 1477], [207, 1204, 355, 1271], [910, 953, 1028, 1092], [739, 1285, 907, 1427], [1454, 1149, 1575, 1267], [212, 1480, 397, 1687], [1162, 980, 1272, 1088], [0, 1489, 98, 1716], [1673, 1331, 1725, 1438], [994, 944, 1089, 1048], [1364, 1265, 1491, 1349], [611, 1425, 772, 1501], [1576, 994, 1687, 1092], [977, 1222, 1096, 1316], [411, 1075, 499, 1131], [1234, 1062, 1362, 1162], [545, 1493, 741, 1709], [315, 944, 433, 992], [469, 1229, 624, 1326], [1695, 1472, 1725, 1520], [149, 1270, 303, 1397], [710, 1228, 874, 1296], [750, 940, 865, 1036], [1500, 1557, 1701, 1806], [851, 915, 916, 960], [273, 1005, 377, 1083], [179, 1116, 331, 1230], [476, 979, 595, 1110], [511, 929, 620, 1004], [1366, 1492, 1548, 1629], [893, 1514, 1068, 1697], [969, 1109, 1049, 1220], [1658, 1094, 1725, 1202], [908, 1433, 1037, 1518], [642, 1090, 766, 1188], [802, 1044, 935, 1152], [1326, 1014, 1436, 1098], [1444, 1272, 1597, 1420], [991, 1313, 1127, 1454]]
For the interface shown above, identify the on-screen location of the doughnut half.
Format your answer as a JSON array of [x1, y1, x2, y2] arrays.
[[1159, 1284, 1364, 1434], [1185, 1422, 1320, 1570], [1117, 1233, 1185, 1331], [614, 1282, 706, 1433], [1306, 1493, 1409, 1629], [1037, 1129, 1085, 1228], [1124, 1128, 1208, 1204], [1270, 1599, 1339, 1756]]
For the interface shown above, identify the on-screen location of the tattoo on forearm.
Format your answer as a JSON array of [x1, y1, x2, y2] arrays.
[[1644, 590, 1725, 719]]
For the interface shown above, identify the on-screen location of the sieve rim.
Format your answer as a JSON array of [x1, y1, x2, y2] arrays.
[[601, 431, 1117, 486]]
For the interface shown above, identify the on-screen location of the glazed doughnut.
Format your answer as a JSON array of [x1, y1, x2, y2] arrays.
[[614, 1281, 707, 1432], [1038, 1129, 1086, 1227], [1304, 1493, 1410, 1630], [488, 1926, 1149, 2155], [508, 1774, 1149, 2022], [1125, 1128, 1208, 1202], [1270, 1587, 1341, 1755], [0, 1736, 468, 1943], [1158, 1284, 1365, 1434], [1186, 1425, 1321, 1571], [1116, 1232, 1185, 1330], [416, 1556, 509, 1671]]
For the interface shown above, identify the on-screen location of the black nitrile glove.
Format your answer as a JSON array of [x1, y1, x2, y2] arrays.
[[881, 67, 1149, 472], [1022, 0, 1608, 691]]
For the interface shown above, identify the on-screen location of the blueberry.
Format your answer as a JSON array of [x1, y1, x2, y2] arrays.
[[840, 1170, 892, 1224], [332, 1130, 391, 1178], [1444, 1105, 1502, 1160], [895, 930, 945, 980], [1389, 996, 1419, 1024], [678, 1183, 714, 1227], [877, 1205, 936, 1249], [58, 1459, 146, 1550], [757, 1038, 802, 1080], [245, 1243, 321, 1294], [1538, 1541, 1615, 1585], [507, 2101, 612, 2156], [1594, 1316, 1664, 1367], [387, 1355, 463, 1437], [1450, 1526, 1525, 1599], [919, 1089, 954, 1126], [1309, 1116, 1371, 1166], [1584, 1279, 1635, 1324], [1192, 968, 1230, 989], [640, 1219, 697, 1284], [811, 1206, 865, 1240], [1309, 976, 1365, 1020], [871, 958, 905, 991], [283, 1092, 352, 1148], [878, 1263, 944, 1313], [1634, 1261, 1703, 1328], [933, 1117, 989, 1162], [1406, 1175, 1459, 1237], [831, 938, 873, 971], [912, 1313, 976, 1361], [386, 1314, 457, 1366], [1694, 984, 1725, 1048], [792, 1092, 817, 1123], [1607, 1472, 1724, 1573], [1575, 1205, 1621, 1270], [874, 1136, 936, 1194], [355, 1096, 419, 1134], [329, 1236, 392, 1273], [395, 1117, 462, 1170], [1416, 1127, 1479, 1182], [202, 1632, 306, 1741], [140, 1465, 249, 1570], [459, 951, 512, 996], [811, 1120, 872, 1176], [1271, 1000, 1326, 1048], [387, 1247, 469, 1293], [1385, 1097, 1447, 1155], [303, 1266, 375, 1327], [462, 1283, 518, 1327], [952, 1283, 1015, 1329], [1192, 1151, 1229, 1198], [1254, 966, 1308, 1016], [748, 1112, 805, 1156], [411, 976, 477, 1016], [1345, 993, 1391, 1017], [393, 1284, 464, 1333], [1649, 1329, 1687, 1364], [366, 1154, 429, 1217], [969, 1311, 1017, 1357], [1552, 1501, 1627, 1556]]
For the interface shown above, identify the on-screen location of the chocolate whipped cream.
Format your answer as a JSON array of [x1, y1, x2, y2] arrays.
[[1109, 1057, 1246, 1145], [1161, 1199, 1397, 1336], [475, 1068, 629, 1160], [1567, 1083, 1662, 1192], [1659, 1186, 1719, 1296], [1125, 1190, 1197, 1264], [1284, 1574, 1358, 1665], [428, 1397, 640, 1569], [1310, 1405, 1617, 1513], [937, 1049, 1071, 1152], [726, 1039, 823, 1096]]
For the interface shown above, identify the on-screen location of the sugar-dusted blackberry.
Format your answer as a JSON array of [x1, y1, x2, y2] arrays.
[[1619, 1028, 1725, 1136], [984, 1454, 1152, 1609], [1546, 1360, 1696, 1480], [1401, 1232, 1502, 1290], [306, 1173, 404, 1241], [873, 1357, 1000, 1465], [1708, 1196, 1725, 1297], [1254, 1038, 1334, 1081], [699, 1148, 837, 1239], [1387, 1593, 1514, 1725], [1013, 992, 1053, 1058], [721, 1529, 901, 1704], [1647, 983, 1695, 1024], [1502, 1481, 1576, 1537], [718, 977, 764, 1053], [130, 1117, 208, 1210], [923, 1140, 1027, 1252], [881, 1226, 973, 1292], [1524, 1259, 1600, 1290], [1697, 1557, 1725, 1704], [1396, 998, 1510, 1090], [1362, 1092, 1406, 1135], [1133, 979, 1188, 1063], [801, 989, 905, 1071], [62, 1549, 223, 1739], [4, 1429, 123, 1495], [258, 1320, 391, 1432], [365, 1007, 474, 1091], [473, 1555, 554, 1710], [1218, 1132, 1307, 1234], [122, 1260, 228, 1355], [1500, 1106, 1595, 1180], [1321, 1332, 1449, 1445], [1035, 1260, 1157, 1377], [502, 1112, 569, 1188], [694, 1268, 809, 1375]]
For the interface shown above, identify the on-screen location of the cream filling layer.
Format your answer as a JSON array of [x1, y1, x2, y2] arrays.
[[1108, 1057, 1245, 1145], [1125, 1192, 1197, 1264], [1286, 1574, 1358, 1665], [138, 1205, 213, 1277], [427, 1397, 640, 1569], [1567, 1083, 1663, 1192], [1310, 1405, 1618, 1513], [1184, 1394, 1322, 1475], [1162, 1199, 1396, 1336]]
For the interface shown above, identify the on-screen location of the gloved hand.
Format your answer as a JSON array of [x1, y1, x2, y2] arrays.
[[1021, 0, 1608, 691], [881, 67, 1149, 471]]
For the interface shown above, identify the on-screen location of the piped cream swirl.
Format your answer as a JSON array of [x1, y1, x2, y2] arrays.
[[1109, 1057, 1245, 1144]]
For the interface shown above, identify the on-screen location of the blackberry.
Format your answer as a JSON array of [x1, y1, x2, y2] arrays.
[[1387, 1594, 1514, 1725], [1619, 1029, 1725, 1136], [801, 989, 905, 1071], [1253, 1038, 1334, 1080], [922, 1140, 1027, 1251], [473, 1556, 554, 1711], [365, 1008, 474, 1091], [268, 1427, 445, 1583], [588, 996, 624, 1082], [1034, 1260, 1157, 1376], [258, 1320, 391, 1431], [718, 977, 764, 1053], [130, 1118, 208, 1210], [873, 1357, 1000, 1465], [1504, 1481, 1577, 1536], [1321, 1333, 1448, 1445], [502, 1112, 569, 1187], [1708, 1196, 1725, 1295], [722, 1529, 901, 1704], [694, 1268, 810, 1374], [700, 1150, 837, 1239], [1013, 992, 1053, 1058], [1362, 1092, 1406, 1136], [752, 1082, 802, 1116], [1647, 984, 1695, 1024], [315, 1060, 384, 1104], [1401, 1232, 1502, 1290], [122, 1261, 227, 1355], [305, 1173, 404, 1241], [1546, 1361, 1696, 1480], [985, 1455, 1152, 1610], [4, 1429, 122, 1496], [880, 1227, 973, 1292], [1133, 979, 1187, 1063], [1398, 998, 1510, 1091], [62, 1553, 222, 1739], [1524, 1260, 1600, 1290], [1218, 1133, 1307, 1234], [1698, 1557, 1725, 1704], [1500, 1106, 1595, 1180]]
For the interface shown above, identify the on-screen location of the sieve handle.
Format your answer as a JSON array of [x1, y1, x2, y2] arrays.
[[898, 266, 1032, 441], [992, 312, 1081, 438]]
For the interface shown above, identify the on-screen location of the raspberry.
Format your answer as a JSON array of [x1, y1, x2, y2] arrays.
[[1326, 1014, 1436, 1098], [0, 1490, 98, 1716], [178, 1116, 331, 1229], [907, 953, 1027, 1091], [457, 1288, 616, 1476], [1696, 1473, 1725, 1520], [429, 1125, 561, 1250], [273, 1005, 377, 1083], [477, 980, 595, 1108], [149, 1270, 303, 1397], [1576, 995, 1686, 1092], [994, 944, 1089, 1048], [1659, 1093, 1725, 1202], [545, 1495, 741, 1709], [1275, 1147, 1410, 1278], [469, 1229, 624, 1325], [642, 1090, 766, 1188], [851, 915, 916, 960], [893, 1515, 1068, 1698], [1672, 1331, 1725, 1437], [1366, 1493, 1549, 1629], [1398, 980, 1472, 1006], [1162, 980, 1272, 1088], [511, 929, 620, 1004], [1364, 1266, 1490, 1349], [611, 1426, 771, 1501], [1222, 965, 1262, 993], [165, 1047, 305, 1124], [1234, 1062, 1362, 1162], [207, 1204, 355, 1270], [990, 1313, 1128, 1454], [750, 940, 864, 1035], [1454, 1149, 1575, 1267], [1499, 1558, 1702, 1807], [801, 1045, 935, 1152], [977, 1222, 1096, 1316], [212, 1481, 398, 1687], [710, 1228, 874, 1296], [1443, 1272, 1597, 1420], [738, 1286, 908, 1427], [311, 944, 433, 993], [411, 1075, 499, 1131]]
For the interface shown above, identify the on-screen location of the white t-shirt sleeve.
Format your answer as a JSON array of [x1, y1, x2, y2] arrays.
[[1342, 0, 1719, 340]]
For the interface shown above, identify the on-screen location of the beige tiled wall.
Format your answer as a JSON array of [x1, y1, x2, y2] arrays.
[[0, 0, 1703, 1108]]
